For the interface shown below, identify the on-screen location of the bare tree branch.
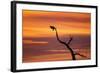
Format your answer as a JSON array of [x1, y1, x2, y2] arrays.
[[67, 37, 73, 45], [74, 52, 88, 58], [50, 26, 76, 60], [50, 25, 89, 60]]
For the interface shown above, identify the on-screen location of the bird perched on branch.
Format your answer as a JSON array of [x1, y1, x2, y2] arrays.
[[50, 26, 56, 31]]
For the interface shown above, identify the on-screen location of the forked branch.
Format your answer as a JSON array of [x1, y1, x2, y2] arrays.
[[50, 25, 88, 60]]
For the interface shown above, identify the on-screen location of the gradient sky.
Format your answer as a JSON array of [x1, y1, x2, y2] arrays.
[[22, 10, 91, 63]]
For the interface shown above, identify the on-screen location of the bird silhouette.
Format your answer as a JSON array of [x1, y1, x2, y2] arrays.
[[50, 26, 56, 31]]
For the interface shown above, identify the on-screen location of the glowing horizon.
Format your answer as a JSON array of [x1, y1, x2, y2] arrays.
[[22, 10, 91, 63]]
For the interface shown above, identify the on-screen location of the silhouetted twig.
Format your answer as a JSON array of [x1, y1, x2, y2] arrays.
[[74, 52, 88, 58], [67, 37, 73, 45]]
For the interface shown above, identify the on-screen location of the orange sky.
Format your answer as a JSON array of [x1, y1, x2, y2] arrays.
[[22, 10, 91, 38], [22, 10, 91, 62]]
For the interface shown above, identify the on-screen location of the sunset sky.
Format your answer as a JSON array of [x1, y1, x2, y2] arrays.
[[22, 10, 91, 63]]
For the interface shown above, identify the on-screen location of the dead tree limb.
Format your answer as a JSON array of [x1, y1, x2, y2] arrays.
[[50, 26, 76, 60], [67, 37, 73, 45], [74, 52, 88, 58], [50, 26, 88, 60]]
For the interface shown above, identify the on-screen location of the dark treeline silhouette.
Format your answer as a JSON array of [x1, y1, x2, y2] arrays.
[[50, 26, 88, 60]]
